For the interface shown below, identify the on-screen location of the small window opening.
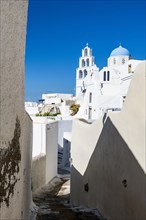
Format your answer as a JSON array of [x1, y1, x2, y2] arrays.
[[79, 70, 83, 79], [107, 71, 110, 81], [122, 58, 125, 64], [87, 59, 89, 67], [89, 92, 92, 103], [128, 64, 132, 73], [84, 48, 88, 56], [84, 70, 87, 77], [103, 71, 106, 81], [82, 59, 85, 67]]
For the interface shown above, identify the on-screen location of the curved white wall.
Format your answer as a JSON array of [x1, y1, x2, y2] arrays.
[[71, 62, 146, 220]]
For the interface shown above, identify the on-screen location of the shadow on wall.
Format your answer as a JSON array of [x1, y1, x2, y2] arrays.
[[71, 118, 146, 220], [62, 138, 71, 169], [58, 140, 71, 169]]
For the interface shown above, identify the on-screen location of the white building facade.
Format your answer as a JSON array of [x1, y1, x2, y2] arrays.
[[25, 93, 75, 117], [42, 93, 73, 105], [76, 44, 143, 121]]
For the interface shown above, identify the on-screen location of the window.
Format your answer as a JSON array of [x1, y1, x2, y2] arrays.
[[122, 58, 125, 64], [84, 70, 87, 77], [113, 58, 116, 64], [103, 71, 110, 81], [86, 59, 89, 67], [79, 70, 83, 79], [103, 71, 106, 81], [88, 107, 92, 120], [107, 71, 110, 81], [89, 92, 92, 103], [128, 64, 132, 73], [84, 48, 88, 56], [82, 59, 85, 67]]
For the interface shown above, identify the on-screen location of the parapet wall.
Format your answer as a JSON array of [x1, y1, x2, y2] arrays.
[[71, 62, 146, 220], [0, 1, 32, 219]]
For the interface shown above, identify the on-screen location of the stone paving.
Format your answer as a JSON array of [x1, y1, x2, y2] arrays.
[[32, 171, 105, 220]]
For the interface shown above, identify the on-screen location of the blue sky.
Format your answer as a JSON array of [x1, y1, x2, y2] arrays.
[[25, 0, 146, 101]]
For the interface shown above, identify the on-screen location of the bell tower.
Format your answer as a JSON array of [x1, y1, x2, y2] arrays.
[[76, 43, 99, 97]]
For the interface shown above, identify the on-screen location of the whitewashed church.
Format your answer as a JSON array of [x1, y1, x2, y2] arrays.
[[75, 43, 142, 120]]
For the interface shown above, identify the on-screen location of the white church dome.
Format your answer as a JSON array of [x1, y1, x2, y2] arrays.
[[110, 45, 130, 57]]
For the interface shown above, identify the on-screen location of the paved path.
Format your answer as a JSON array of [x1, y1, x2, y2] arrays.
[[33, 175, 105, 220]]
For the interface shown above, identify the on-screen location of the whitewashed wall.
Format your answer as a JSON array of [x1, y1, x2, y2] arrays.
[[31, 154, 46, 192], [58, 120, 72, 149], [31, 118, 72, 191], [0, 1, 32, 219], [46, 122, 58, 183], [32, 121, 46, 157], [71, 62, 146, 220]]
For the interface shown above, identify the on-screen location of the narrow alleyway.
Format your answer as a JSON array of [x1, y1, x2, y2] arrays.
[[33, 169, 105, 220]]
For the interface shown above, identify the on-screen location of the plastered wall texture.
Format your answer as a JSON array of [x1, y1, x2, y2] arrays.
[[31, 154, 46, 193], [0, 0, 32, 219], [71, 62, 146, 220], [31, 119, 71, 192], [0, 117, 21, 207]]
